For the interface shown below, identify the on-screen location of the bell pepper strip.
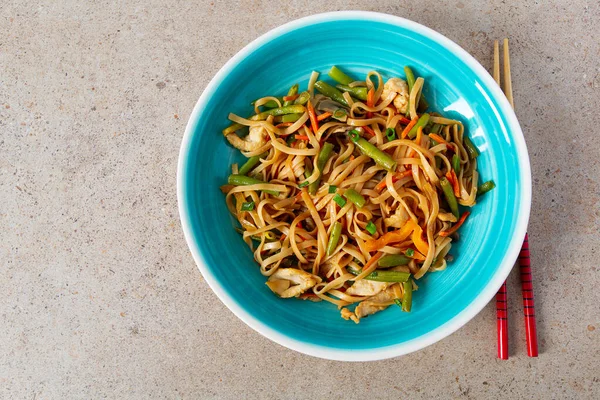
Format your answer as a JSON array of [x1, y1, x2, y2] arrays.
[[364, 220, 417, 252]]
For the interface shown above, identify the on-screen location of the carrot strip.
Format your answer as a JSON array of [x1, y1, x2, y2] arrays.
[[316, 112, 332, 121], [307, 100, 319, 135], [366, 88, 375, 118], [439, 212, 470, 237], [295, 135, 309, 141], [375, 170, 412, 191], [401, 117, 418, 139], [362, 125, 376, 138], [363, 251, 382, 270], [399, 117, 411, 125], [275, 122, 293, 129], [429, 133, 455, 151], [283, 94, 299, 102], [451, 170, 460, 197]]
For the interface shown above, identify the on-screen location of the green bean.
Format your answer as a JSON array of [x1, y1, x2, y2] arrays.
[[275, 113, 303, 123], [347, 266, 411, 283], [328, 66, 354, 85], [335, 84, 368, 101], [283, 83, 299, 106], [464, 136, 480, 159], [238, 152, 268, 176], [294, 91, 310, 105], [228, 174, 279, 196], [430, 123, 442, 134], [343, 188, 366, 208], [314, 81, 348, 106], [408, 113, 430, 139], [452, 154, 461, 174], [478, 180, 496, 196], [378, 254, 411, 267], [440, 177, 459, 218], [402, 280, 413, 312], [348, 130, 397, 172], [326, 221, 342, 256], [250, 105, 306, 121], [308, 142, 334, 195]]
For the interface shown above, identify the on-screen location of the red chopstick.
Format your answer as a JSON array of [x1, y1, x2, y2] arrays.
[[519, 233, 538, 357], [496, 281, 508, 359]]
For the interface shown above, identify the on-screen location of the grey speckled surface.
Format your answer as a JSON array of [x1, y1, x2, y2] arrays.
[[1, 1, 599, 398]]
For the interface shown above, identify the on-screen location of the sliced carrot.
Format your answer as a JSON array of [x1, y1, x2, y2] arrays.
[[439, 212, 470, 237], [307, 100, 319, 135], [401, 117, 418, 139], [429, 133, 455, 151], [295, 135, 309, 141], [364, 220, 417, 252], [275, 122, 293, 129], [451, 170, 460, 197], [366, 88, 375, 118], [283, 94, 299, 102], [375, 170, 412, 191], [399, 116, 411, 125], [316, 112, 332, 121]]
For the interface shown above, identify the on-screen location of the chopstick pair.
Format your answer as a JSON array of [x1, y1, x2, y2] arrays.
[[493, 39, 538, 359]]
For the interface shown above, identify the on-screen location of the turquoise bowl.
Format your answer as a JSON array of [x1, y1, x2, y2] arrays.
[[178, 12, 531, 361]]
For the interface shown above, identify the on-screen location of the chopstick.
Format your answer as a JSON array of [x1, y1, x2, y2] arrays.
[[494, 39, 539, 359], [493, 40, 509, 360]]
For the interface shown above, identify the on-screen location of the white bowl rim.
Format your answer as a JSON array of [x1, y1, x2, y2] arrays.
[[177, 10, 531, 362]]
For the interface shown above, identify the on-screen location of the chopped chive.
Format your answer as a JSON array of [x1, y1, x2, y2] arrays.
[[328, 185, 337, 194], [332, 108, 347, 121], [333, 194, 346, 207], [386, 127, 396, 141], [405, 248, 415, 257], [241, 201, 255, 211], [365, 221, 377, 236]]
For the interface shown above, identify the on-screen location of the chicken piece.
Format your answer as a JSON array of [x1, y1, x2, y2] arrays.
[[384, 206, 409, 229], [354, 287, 397, 319], [266, 268, 318, 298], [381, 78, 409, 114], [345, 279, 389, 297], [225, 124, 268, 152]]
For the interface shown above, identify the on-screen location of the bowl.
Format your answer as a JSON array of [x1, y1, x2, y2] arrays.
[[177, 11, 531, 361]]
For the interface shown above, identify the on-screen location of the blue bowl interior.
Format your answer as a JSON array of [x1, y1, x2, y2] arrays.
[[181, 17, 524, 352]]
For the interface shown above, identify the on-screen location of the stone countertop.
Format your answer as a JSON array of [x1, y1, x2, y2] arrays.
[[1, 1, 598, 398]]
